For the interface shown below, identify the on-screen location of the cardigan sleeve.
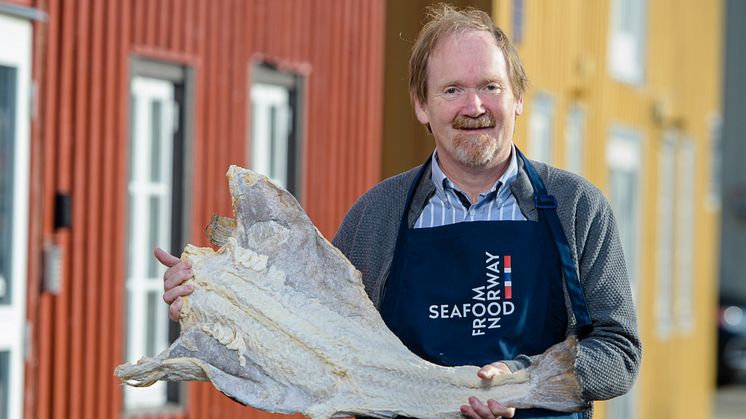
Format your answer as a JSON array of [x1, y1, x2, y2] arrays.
[[571, 190, 642, 401]]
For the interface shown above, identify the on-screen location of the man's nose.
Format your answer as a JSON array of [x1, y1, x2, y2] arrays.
[[462, 90, 485, 116]]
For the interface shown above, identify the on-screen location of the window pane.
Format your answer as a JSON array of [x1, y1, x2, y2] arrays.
[[676, 139, 695, 332], [147, 196, 161, 278], [269, 105, 277, 178], [128, 96, 137, 183], [607, 129, 641, 297], [125, 195, 136, 281], [565, 105, 585, 175], [150, 101, 162, 182], [0, 65, 17, 306], [611, 168, 639, 279], [146, 291, 159, 357], [609, 0, 646, 84], [656, 135, 676, 338], [512, 0, 524, 43], [529, 94, 554, 164], [125, 289, 136, 362], [250, 80, 295, 193]]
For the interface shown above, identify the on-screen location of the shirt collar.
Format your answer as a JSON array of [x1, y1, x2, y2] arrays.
[[430, 144, 520, 205]]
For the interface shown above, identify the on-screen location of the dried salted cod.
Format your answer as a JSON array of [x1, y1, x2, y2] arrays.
[[115, 166, 588, 418]]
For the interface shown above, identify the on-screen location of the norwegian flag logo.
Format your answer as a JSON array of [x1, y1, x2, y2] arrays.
[[504, 255, 512, 299]]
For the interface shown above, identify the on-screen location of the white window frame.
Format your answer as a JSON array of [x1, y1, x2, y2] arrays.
[[608, 0, 647, 85], [656, 132, 676, 339], [125, 77, 176, 410], [605, 125, 642, 419], [675, 137, 695, 334], [528, 93, 554, 164], [564, 104, 586, 175], [0, 13, 31, 419]]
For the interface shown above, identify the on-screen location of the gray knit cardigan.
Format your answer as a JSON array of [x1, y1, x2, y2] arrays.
[[332, 157, 642, 416]]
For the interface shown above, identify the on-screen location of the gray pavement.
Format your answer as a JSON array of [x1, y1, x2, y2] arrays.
[[712, 385, 746, 419]]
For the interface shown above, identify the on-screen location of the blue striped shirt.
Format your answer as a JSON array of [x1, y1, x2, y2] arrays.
[[414, 146, 527, 228]]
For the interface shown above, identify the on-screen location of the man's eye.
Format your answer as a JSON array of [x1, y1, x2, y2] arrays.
[[484, 84, 501, 93], [444, 87, 459, 95]]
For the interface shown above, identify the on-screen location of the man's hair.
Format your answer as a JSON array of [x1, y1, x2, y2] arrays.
[[409, 3, 528, 105]]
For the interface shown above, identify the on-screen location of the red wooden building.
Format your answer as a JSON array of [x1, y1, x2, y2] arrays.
[[0, 0, 384, 418]]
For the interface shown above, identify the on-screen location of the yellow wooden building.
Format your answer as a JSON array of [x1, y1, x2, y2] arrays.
[[383, 1, 723, 418]]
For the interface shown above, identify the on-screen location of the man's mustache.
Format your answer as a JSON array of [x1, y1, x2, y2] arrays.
[[452, 114, 496, 129]]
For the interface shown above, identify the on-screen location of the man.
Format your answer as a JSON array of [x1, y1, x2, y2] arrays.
[[159, 4, 641, 419]]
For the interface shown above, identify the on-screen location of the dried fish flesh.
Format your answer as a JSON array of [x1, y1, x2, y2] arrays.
[[115, 166, 587, 418]]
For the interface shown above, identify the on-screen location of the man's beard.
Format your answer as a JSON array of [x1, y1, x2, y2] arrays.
[[452, 133, 499, 168], [451, 114, 499, 168]]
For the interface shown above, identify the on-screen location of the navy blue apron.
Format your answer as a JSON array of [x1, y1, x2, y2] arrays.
[[380, 149, 592, 419]]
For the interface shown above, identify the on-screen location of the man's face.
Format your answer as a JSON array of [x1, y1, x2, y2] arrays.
[[414, 30, 523, 171]]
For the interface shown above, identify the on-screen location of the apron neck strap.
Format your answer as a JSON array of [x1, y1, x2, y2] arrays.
[[514, 147, 557, 212], [515, 147, 594, 338], [399, 157, 432, 232]]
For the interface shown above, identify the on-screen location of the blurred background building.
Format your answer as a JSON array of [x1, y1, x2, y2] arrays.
[[0, 0, 740, 419], [717, 0, 746, 393]]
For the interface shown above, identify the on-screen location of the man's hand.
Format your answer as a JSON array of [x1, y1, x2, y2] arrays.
[[460, 362, 516, 419], [155, 247, 194, 321]]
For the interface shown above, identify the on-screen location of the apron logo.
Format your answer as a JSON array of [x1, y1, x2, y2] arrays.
[[427, 252, 516, 336]]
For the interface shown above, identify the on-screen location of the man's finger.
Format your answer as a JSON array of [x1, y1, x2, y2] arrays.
[[468, 396, 496, 419], [169, 297, 183, 321], [154, 247, 180, 267], [459, 404, 479, 418], [164, 266, 194, 291], [163, 283, 194, 305], [486, 400, 515, 418]]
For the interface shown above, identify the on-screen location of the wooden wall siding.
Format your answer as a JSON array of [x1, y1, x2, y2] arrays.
[[24, 1, 385, 419]]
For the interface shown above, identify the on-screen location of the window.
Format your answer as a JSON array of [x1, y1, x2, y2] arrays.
[[125, 60, 193, 411], [606, 126, 642, 419], [656, 132, 676, 339], [564, 104, 586, 175], [528, 93, 554, 164], [676, 138, 695, 333], [250, 63, 304, 198], [606, 126, 642, 298], [608, 0, 646, 84], [0, 13, 31, 419], [512, 0, 524, 44]]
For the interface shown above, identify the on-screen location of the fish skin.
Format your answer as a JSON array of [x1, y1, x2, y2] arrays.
[[115, 166, 589, 418]]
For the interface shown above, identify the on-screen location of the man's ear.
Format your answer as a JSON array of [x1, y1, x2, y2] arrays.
[[414, 97, 430, 125], [514, 96, 524, 116]]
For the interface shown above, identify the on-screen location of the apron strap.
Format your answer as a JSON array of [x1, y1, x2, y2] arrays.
[[516, 148, 594, 338], [391, 158, 432, 256]]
